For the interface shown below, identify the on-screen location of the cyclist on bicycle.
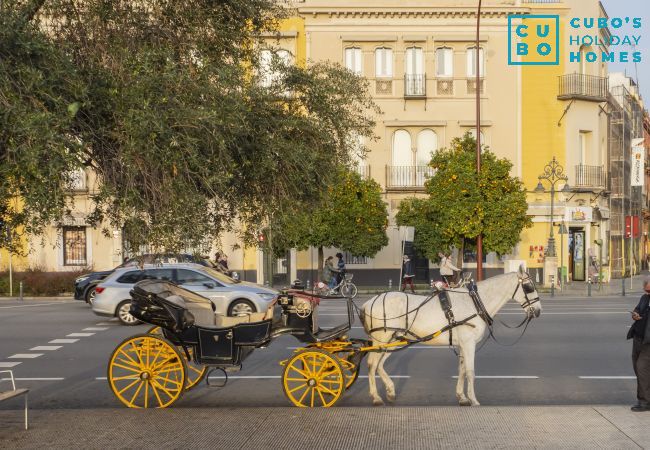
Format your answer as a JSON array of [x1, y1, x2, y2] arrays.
[[335, 252, 346, 286]]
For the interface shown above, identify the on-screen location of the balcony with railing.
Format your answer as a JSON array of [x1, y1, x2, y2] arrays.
[[573, 164, 606, 191], [386, 165, 434, 190], [404, 74, 426, 98], [354, 164, 371, 179], [558, 73, 608, 102]]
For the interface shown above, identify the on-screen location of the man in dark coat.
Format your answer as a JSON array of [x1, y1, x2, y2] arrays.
[[627, 277, 650, 412], [401, 255, 415, 294]]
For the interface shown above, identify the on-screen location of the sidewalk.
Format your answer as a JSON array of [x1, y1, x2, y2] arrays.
[[0, 406, 648, 449]]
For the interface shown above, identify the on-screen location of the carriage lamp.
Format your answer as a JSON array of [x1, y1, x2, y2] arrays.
[[535, 157, 571, 258]]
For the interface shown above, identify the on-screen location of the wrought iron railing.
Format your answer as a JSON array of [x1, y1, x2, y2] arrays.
[[354, 164, 371, 179], [558, 73, 608, 101], [386, 165, 434, 189], [574, 164, 606, 189], [404, 74, 426, 97]]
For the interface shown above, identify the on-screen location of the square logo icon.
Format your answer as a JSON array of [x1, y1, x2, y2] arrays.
[[508, 15, 560, 65]]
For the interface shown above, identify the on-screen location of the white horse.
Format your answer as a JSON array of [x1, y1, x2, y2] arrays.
[[360, 266, 541, 406]]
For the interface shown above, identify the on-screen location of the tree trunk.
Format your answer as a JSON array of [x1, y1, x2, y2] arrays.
[[317, 246, 324, 280], [456, 239, 465, 281]]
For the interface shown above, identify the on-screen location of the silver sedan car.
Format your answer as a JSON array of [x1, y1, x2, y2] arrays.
[[91, 263, 278, 325]]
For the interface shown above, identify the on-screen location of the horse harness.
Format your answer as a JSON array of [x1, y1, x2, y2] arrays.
[[361, 274, 539, 351]]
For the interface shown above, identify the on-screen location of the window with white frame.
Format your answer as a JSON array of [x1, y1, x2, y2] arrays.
[[436, 47, 453, 78], [468, 129, 486, 148], [579, 131, 590, 164], [405, 47, 424, 75], [416, 130, 437, 186], [63, 227, 87, 266], [375, 47, 393, 78], [345, 47, 363, 75], [466, 47, 485, 78], [259, 49, 292, 87]]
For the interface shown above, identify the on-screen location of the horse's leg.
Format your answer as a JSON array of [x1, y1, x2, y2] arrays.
[[367, 350, 384, 406], [455, 350, 471, 406], [462, 338, 480, 406], [376, 353, 396, 403]]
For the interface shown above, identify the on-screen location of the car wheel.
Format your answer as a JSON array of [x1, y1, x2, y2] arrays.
[[228, 299, 256, 317], [116, 300, 140, 326], [85, 287, 97, 306]]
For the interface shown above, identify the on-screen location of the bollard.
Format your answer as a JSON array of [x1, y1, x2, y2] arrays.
[[389, 279, 392, 290], [306, 280, 310, 290], [622, 276, 626, 297], [587, 279, 591, 297], [550, 275, 555, 298], [19, 281, 23, 301]]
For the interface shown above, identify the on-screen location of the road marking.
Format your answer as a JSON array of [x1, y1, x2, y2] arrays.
[[0, 377, 64, 381], [579, 376, 635, 379], [83, 327, 109, 331], [0, 362, 21, 368], [49, 339, 79, 344], [286, 345, 450, 350], [66, 333, 95, 337], [452, 375, 539, 379], [29, 346, 62, 351], [96, 322, 113, 326], [0, 302, 72, 309], [8, 354, 43, 359]]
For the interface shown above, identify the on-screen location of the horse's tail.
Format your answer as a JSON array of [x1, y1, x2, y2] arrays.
[[358, 294, 377, 335]]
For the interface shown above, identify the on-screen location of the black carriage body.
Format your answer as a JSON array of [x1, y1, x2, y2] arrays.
[[129, 281, 354, 369], [130, 280, 272, 367]]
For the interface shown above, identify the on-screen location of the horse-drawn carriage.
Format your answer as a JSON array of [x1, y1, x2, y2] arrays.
[[107, 279, 370, 408], [107, 267, 541, 408]]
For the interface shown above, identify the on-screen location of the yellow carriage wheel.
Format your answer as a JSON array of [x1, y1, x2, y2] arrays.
[[108, 334, 186, 408], [148, 326, 207, 391], [282, 349, 345, 408], [334, 351, 360, 389]]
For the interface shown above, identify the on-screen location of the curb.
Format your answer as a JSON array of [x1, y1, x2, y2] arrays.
[[0, 296, 75, 301]]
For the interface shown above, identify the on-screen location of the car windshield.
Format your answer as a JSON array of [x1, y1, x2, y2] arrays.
[[201, 266, 239, 284]]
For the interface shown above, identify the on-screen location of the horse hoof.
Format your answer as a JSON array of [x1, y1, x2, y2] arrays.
[[471, 402, 481, 407], [387, 393, 396, 403], [372, 398, 385, 406], [458, 399, 472, 406]]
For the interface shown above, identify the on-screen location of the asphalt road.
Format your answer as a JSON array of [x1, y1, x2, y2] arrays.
[[0, 294, 642, 410]]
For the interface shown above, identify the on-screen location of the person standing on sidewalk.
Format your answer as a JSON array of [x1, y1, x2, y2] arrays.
[[401, 255, 415, 293], [627, 277, 650, 412], [439, 252, 461, 285]]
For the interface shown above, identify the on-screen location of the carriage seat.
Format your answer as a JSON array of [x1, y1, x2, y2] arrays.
[[165, 294, 216, 327], [213, 303, 274, 328]]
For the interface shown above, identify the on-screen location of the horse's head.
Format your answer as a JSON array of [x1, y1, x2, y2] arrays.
[[511, 265, 542, 318]]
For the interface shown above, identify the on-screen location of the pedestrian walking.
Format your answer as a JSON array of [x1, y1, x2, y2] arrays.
[[439, 252, 461, 285], [323, 256, 336, 289], [401, 255, 415, 293], [627, 277, 650, 412]]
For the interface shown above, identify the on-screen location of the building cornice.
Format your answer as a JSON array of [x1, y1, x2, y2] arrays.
[[298, 6, 533, 19]]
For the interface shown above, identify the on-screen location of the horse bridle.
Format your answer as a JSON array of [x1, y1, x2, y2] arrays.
[[512, 274, 540, 314]]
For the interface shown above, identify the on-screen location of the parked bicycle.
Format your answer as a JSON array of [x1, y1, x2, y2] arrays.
[[314, 271, 358, 298]]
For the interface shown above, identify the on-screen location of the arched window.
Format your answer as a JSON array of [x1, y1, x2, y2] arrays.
[[345, 47, 362, 75], [469, 129, 486, 149], [436, 47, 453, 78], [416, 130, 437, 166], [416, 130, 437, 186], [375, 47, 393, 78], [466, 46, 485, 77], [391, 130, 412, 186], [579, 45, 588, 75]]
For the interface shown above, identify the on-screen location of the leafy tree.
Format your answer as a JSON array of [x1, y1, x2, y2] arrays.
[[0, 0, 378, 253], [396, 133, 531, 267], [269, 169, 389, 274]]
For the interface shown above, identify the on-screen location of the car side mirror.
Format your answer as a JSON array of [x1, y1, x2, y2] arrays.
[[203, 282, 215, 289], [231, 271, 240, 281]]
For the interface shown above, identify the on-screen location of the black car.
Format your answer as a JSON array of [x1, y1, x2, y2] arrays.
[[73, 254, 216, 305]]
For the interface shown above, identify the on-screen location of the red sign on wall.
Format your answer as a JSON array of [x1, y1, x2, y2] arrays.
[[625, 216, 640, 238]]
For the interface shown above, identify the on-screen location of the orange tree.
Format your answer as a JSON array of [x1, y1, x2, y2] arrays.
[[269, 169, 389, 275], [396, 133, 531, 266]]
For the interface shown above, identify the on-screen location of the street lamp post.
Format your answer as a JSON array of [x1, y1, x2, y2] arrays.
[[475, 0, 483, 281], [535, 157, 570, 293]]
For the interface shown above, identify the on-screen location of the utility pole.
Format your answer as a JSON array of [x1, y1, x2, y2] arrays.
[[475, 0, 483, 281]]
